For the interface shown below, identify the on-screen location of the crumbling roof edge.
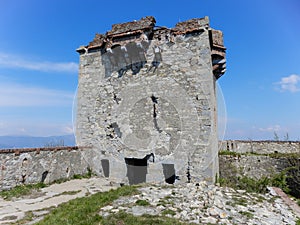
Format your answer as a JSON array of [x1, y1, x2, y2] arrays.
[[106, 16, 156, 36]]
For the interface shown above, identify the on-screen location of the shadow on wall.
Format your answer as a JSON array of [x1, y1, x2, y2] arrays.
[[125, 153, 155, 185], [101, 41, 163, 78]]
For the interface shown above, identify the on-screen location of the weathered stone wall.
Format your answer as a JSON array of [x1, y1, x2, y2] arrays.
[[0, 147, 90, 190], [219, 140, 300, 180], [220, 140, 300, 154], [219, 155, 289, 180], [76, 16, 226, 184], [1, 141, 299, 190]]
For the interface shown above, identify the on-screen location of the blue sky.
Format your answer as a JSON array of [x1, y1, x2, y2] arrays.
[[0, 0, 299, 140]]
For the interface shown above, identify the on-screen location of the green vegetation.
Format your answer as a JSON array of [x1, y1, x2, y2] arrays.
[[135, 199, 150, 206], [157, 199, 169, 207], [231, 196, 248, 206], [13, 211, 35, 224], [0, 168, 95, 200], [73, 167, 94, 179], [219, 150, 300, 197], [26, 184, 193, 225], [36, 185, 139, 225], [161, 209, 177, 216], [218, 171, 290, 194], [268, 152, 300, 158], [218, 150, 241, 157], [225, 195, 251, 208], [239, 211, 254, 219], [56, 190, 81, 196], [99, 211, 192, 225], [57, 167, 94, 183], [46, 167, 94, 185], [219, 149, 300, 158], [0, 183, 46, 200]]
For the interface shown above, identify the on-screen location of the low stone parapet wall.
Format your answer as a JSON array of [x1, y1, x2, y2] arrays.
[[219, 154, 289, 180], [1, 140, 300, 190], [219, 140, 300, 154], [0, 147, 89, 190], [218, 141, 300, 197]]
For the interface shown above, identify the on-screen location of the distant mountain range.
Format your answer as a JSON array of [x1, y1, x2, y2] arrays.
[[0, 134, 76, 149]]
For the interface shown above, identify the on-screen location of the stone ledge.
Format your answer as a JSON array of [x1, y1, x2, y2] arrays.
[[0, 146, 79, 155]]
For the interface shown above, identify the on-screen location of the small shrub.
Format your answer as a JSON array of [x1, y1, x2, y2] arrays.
[[270, 171, 290, 193]]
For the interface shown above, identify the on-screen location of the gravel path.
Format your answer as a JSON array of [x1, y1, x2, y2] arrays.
[[0, 178, 118, 224]]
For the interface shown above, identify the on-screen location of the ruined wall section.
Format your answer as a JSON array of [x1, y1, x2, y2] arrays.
[[76, 16, 224, 183], [219, 140, 300, 181], [220, 140, 300, 154], [219, 155, 290, 180], [0, 147, 89, 190]]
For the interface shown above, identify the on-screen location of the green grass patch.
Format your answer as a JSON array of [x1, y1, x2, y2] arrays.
[[12, 211, 35, 224], [232, 196, 248, 207], [135, 199, 150, 206], [219, 150, 300, 159], [100, 211, 192, 225], [219, 150, 241, 157], [54, 190, 81, 197], [239, 211, 254, 219], [161, 209, 176, 216], [53, 168, 94, 184], [0, 183, 46, 200], [62, 190, 81, 195], [0, 169, 95, 201], [35, 185, 138, 225], [72, 170, 93, 179], [157, 199, 169, 207], [218, 171, 290, 194], [251, 193, 266, 203], [268, 152, 300, 159]]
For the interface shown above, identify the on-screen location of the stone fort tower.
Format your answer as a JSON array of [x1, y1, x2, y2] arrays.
[[76, 16, 226, 184]]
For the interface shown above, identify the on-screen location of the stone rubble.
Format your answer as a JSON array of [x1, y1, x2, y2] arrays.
[[99, 181, 299, 225], [0, 177, 298, 224]]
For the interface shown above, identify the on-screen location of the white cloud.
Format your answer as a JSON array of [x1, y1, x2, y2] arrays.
[[0, 82, 74, 107], [61, 125, 74, 134], [275, 74, 300, 93], [0, 52, 78, 73], [258, 125, 281, 132]]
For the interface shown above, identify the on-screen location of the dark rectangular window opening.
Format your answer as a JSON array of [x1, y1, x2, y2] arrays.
[[125, 157, 147, 185], [162, 163, 176, 184], [101, 159, 110, 178]]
